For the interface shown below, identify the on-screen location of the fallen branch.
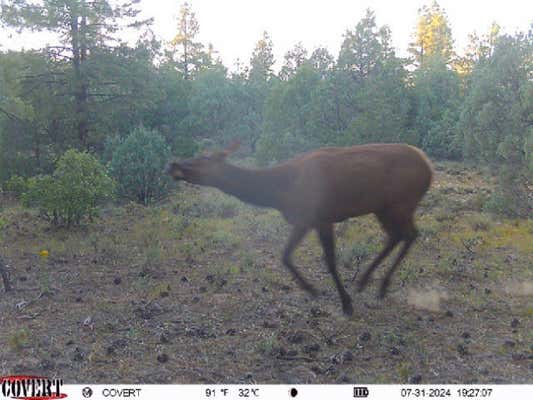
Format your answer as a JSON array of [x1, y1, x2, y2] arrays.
[[0, 257, 12, 292]]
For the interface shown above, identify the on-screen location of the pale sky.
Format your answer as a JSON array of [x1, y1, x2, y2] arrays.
[[1, 0, 532, 70]]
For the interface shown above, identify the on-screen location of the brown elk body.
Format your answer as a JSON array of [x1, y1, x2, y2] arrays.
[[167, 143, 433, 316]]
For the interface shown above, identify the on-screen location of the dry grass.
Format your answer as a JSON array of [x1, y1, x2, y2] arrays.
[[0, 163, 531, 383]]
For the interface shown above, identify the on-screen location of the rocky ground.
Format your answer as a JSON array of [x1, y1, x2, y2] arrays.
[[0, 162, 531, 383]]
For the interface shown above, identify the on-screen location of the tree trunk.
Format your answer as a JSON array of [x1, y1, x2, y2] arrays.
[[71, 8, 89, 149]]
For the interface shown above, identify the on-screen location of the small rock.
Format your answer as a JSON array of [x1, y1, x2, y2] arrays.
[[199, 286, 208, 293], [75, 297, 82, 303], [504, 340, 516, 348], [342, 350, 354, 362], [511, 353, 526, 361], [445, 310, 454, 317], [180, 276, 188, 283], [287, 331, 305, 344], [38, 359, 54, 370], [461, 332, 471, 339], [310, 307, 323, 317], [303, 343, 321, 354], [484, 288, 491, 295], [192, 296, 200, 303], [261, 286, 268, 292], [510, 318, 520, 328], [457, 344, 468, 356], [113, 276, 122, 285], [287, 349, 298, 357], [206, 274, 215, 284], [159, 333, 169, 344], [226, 328, 237, 336], [409, 374, 422, 384], [262, 320, 279, 329], [390, 347, 401, 355], [157, 353, 169, 363], [72, 347, 84, 362], [359, 332, 371, 342]]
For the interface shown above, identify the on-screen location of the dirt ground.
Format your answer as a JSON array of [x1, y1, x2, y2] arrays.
[[0, 162, 531, 383]]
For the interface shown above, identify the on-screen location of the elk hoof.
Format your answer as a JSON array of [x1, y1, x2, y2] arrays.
[[342, 300, 354, 316], [301, 283, 319, 298], [356, 278, 368, 292], [377, 283, 389, 299]]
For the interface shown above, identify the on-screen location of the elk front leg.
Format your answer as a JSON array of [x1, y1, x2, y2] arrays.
[[282, 226, 318, 297]]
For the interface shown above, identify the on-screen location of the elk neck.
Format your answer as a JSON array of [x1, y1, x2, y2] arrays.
[[209, 162, 292, 210]]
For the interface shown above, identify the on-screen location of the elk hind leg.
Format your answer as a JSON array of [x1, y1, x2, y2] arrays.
[[357, 211, 402, 292], [318, 224, 354, 316], [378, 214, 418, 299]]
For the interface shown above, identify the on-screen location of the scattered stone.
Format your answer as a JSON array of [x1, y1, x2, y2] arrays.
[[157, 353, 169, 363], [75, 297, 82, 303], [510, 318, 520, 328], [359, 332, 372, 342], [38, 359, 54, 370], [303, 343, 321, 354], [159, 333, 169, 344], [180, 276, 188, 283], [218, 279, 228, 287], [504, 340, 516, 348], [457, 344, 468, 356], [226, 328, 237, 336], [205, 274, 215, 284], [304, 318, 318, 328], [484, 288, 491, 295], [192, 296, 200, 304], [287, 331, 305, 344], [409, 374, 422, 384], [72, 347, 84, 362], [390, 347, 401, 355], [342, 350, 354, 363], [262, 320, 279, 329], [261, 286, 268, 292], [113, 276, 122, 285], [65, 340, 74, 346], [445, 310, 454, 317], [461, 332, 471, 339], [310, 307, 323, 317], [287, 349, 298, 357], [511, 353, 527, 361], [199, 286, 208, 293], [185, 326, 216, 339]]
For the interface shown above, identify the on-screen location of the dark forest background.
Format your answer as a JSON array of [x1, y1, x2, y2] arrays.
[[1, 1, 531, 217]]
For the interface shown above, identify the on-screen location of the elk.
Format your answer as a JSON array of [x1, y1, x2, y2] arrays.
[[166, 142, 433, 316]]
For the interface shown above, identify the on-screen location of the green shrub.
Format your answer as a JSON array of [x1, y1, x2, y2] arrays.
[[22, 150, 116, 226], [109, 126, 171, 205], [3, 175, 27, 198]]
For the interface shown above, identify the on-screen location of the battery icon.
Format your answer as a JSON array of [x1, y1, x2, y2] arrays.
[[353, 387, 369, 398]]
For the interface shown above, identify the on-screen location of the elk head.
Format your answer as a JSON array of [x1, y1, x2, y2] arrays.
[[165, 141, 240, 185]]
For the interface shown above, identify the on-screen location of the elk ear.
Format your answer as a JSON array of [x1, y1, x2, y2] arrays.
[[221, 140, 241, 158]]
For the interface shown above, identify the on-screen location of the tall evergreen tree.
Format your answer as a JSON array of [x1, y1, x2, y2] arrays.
[[408, 1, 454, 65], [0, 0, 151, 148]]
